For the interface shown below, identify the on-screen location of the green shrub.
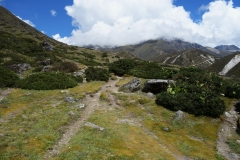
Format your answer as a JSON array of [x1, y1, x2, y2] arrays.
[[222, 79, 240, 99], [156, 85, 226, 118], [85, 67, 109, 82], [0, 66, 20, 88], [155, 67, 227, 118], [51, 62, 79, 73], [109, 59, 138, 76], [129, 61, 176, 79], [70, 74, 83, 83], [17, 72, 78, 90]]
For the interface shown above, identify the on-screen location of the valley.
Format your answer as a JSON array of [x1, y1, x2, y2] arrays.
[[0, 5, 240, 160]]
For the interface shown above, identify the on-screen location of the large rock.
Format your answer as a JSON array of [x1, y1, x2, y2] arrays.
[[120, 77, 142, 92], [42, 40, 54, 51], [142, 79, 175, 94], [8, 63, 31, 74]]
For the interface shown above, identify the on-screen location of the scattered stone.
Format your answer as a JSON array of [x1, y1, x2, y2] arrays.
[[225, 112, 232, 118], [173, 110, 186, 121], [85, 122, 104, 131], [64, 97, 77, 103], [228, 153, 240, 159], [146, 92, 155, 99], [37, 58, 51, 65], [8, 63, 31, 74], [142, 79, 175, 94], [229, 111, 237, 115], [77, 104, 85, 109], [237, 140, 240, 144], [73, 72, 84, 77], [42, 65, 51, 72], [61, 90, 68, 93], [68, 111, 75, 116], [120, 77, 142, 92], [162, 126, 171, 132]]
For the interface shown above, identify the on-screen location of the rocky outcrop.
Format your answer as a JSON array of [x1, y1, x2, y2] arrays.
[[42, 40, 54, 51], [142, 79, 175, 94], [120, 77, 142, 92], [8, 63, 31, 74]]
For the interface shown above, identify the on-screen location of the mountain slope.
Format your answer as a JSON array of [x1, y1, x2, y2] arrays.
[[153, 49, 218, 68], [208, 52, 240, 77], [105, 39, 217, 61], [0, 6, 125, 73]]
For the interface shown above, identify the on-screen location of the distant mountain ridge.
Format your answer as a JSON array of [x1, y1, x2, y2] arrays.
[[215, 45, 240, 52]]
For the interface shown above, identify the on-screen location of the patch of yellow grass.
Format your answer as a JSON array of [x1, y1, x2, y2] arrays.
[[115, 76, 134, 87]]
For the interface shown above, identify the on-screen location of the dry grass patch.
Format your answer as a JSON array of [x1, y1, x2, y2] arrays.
[[0, 81, 105, 160]]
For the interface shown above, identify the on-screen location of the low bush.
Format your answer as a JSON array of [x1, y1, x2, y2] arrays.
[[156, 84, 226, 118], [51, 62, 79, 73], [85, 67, 109, 82], [109, 59, 175, 78], [156, 67, 227, 118], [17, 72, 78, 90], [109, 59, 138, 76], [0, 66, 20, 88], [70, 74, 83, 83]]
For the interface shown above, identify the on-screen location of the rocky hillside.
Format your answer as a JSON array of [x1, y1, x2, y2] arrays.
[[208, 52, 240, 77], [151, 49, 218, 68]]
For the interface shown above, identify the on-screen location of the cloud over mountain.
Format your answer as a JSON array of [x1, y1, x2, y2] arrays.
[[53, 0, 240, 47], [16, 15, 35, 27]]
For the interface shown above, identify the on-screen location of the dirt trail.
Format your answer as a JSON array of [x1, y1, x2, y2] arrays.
[[217, 101, 240, 160], [44, 78, 120, 159]]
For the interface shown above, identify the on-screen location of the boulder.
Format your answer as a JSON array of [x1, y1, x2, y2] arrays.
[[146, 92, 155, 99], [173, 110, 186, 121], [142, 79, 175, 94], [162, 126, 171, 132], [9, 63, 31, 74], [120, 77, 142, 92]]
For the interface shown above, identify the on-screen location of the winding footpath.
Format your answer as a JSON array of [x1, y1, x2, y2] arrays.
[[44, 78, 121, 159]]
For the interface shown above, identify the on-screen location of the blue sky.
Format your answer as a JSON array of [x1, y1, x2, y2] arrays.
[[1, 0, 240, 47]]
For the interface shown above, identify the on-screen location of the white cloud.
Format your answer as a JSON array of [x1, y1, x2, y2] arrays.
[[16, 15, 35, 27], [51, 10, 57, 16], [53, 0, 240, 47]]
